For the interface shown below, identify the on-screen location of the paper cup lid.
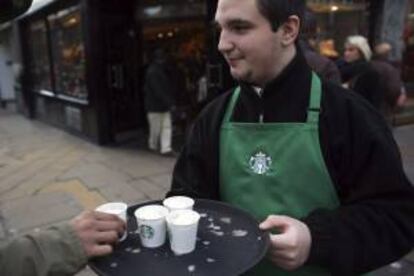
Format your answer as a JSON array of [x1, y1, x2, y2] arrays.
[[135, 205, 169, 220], [163, 196, 194, 209], [167, 210, 200, 226]]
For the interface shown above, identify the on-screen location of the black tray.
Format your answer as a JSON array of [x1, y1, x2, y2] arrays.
[[89, 199, 269, 276]]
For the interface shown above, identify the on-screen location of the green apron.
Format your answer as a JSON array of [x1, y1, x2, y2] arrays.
[[220, 73, 340, 276]]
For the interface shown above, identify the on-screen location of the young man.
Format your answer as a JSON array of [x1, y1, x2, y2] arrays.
[[168, 0, 414, 275]]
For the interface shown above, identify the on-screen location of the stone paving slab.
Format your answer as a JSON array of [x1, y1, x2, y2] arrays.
[[146, 173, 173, 190], [128, 178, 168, 200], [0, 192, 83, 233], [39, 179, 107, 210], [0, 222, 5, 239], [58, 161, 134, 190], [98, 182, 147, 205], [0, 144, 74, 195]]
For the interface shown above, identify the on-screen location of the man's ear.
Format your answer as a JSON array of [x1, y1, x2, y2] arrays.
[[280, 15, 300, 47]]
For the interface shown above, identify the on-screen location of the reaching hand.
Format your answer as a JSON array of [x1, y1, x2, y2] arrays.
[[70, 211, 126, 258], [259, 215, 311, 271]]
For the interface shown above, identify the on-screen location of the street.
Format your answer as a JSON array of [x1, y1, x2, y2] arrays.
[[0, 108, 414, 275]]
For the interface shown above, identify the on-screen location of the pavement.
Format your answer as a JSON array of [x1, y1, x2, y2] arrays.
[[1, 107, 414, 275]]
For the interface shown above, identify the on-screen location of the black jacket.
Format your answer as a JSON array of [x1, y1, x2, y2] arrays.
[[340, 59, 385, 111], [144, 61, 174, 112], [168, 50, 414, 275]]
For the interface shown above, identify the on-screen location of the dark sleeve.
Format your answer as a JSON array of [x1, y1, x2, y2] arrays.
[[0, 222, 87, 276], [304, 95, 414, 275], [353, 69, 384, 110], [167, 94, 229, 200], [321, 60, 342, 84], [167, 120, 211, 198], [385, 70, 403, 109]]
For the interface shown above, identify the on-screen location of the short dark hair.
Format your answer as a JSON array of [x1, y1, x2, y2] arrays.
[[255, 0, 306, 32]]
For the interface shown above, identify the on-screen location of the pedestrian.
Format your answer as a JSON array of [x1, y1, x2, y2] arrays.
[[300, 9, 341, 84], [340, 35, 385, 110], [167, 0, 414, 275], [371, 42, 407, 123], [144, 48, 175, 156], [0, 210, 125, 276]]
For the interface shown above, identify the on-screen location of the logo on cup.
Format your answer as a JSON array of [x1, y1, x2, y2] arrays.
[[140, 225, 155, 239]]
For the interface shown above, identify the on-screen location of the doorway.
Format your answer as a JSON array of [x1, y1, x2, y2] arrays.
[[138, 0, 209, 147]]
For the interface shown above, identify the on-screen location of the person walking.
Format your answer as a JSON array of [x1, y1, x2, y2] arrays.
[[167, 0, 414, 275], [144, 48, 175, 156], [340, 35, 385, 111]]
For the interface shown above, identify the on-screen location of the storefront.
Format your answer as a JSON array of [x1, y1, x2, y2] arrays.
[[15, 0, 387, 145], [18, 0, 142, 144], [16, 0, 216, 145], [307, 0, 369, 58]]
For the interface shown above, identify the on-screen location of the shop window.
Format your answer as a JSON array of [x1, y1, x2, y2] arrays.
[[48, 6, 87, 100], [27, 19, 52, 92], [307, 0, 368, 57]]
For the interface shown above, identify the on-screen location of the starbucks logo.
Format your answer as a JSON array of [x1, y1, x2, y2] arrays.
[[249, 151, 272, 175], [139, 225, 154, 239]]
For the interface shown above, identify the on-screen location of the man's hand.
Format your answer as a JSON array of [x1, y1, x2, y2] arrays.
[[70, 211, 126, 258], [259, 215, 311, 271]]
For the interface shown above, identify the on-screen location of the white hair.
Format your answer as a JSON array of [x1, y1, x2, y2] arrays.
[[346, 35, 372, 61]]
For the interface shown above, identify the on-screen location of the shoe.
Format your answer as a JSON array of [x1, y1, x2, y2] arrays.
[[161, 150, 178, 157]]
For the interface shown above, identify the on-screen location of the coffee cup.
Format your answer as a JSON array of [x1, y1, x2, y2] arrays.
[[134, 205, 169, 248], [96, 202, 128, 241]]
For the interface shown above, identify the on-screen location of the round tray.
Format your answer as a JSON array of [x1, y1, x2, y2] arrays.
[[89, 199, 269, 276]]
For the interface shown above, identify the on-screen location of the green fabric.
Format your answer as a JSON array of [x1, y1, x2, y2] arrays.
[[219, 73, 340, 275]]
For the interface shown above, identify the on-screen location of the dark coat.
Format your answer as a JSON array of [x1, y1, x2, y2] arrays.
[[301, 41, 341, 84], [168, 50, 414, 275], [371, 57, 402, 113], [144, 61, 174, 112], [340, 59, 385, 111]]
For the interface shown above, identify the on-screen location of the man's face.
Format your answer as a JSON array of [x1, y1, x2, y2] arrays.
[[215, 0, 285, 86], [344, 44, 362, 63]]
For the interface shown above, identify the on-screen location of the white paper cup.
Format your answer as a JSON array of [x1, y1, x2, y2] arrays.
[[166, 209, 200, 255], [163, 196, 195, 211], [134, 205, 169, 248], [96, 202, 128, 241]]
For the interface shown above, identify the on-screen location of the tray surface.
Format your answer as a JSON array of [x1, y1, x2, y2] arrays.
[[89, 199, 269, 276]]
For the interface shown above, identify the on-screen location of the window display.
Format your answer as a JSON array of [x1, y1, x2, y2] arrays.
[[48, 6, 87, 100], [27, 19, 52, 92], [307, 0, 368, 55]]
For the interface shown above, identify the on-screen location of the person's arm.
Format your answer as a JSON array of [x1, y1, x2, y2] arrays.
[[0, 211, 125, 276], [168, 119, 213, 199], [167, 93, 230, 200], [303, 100, 414, 275]]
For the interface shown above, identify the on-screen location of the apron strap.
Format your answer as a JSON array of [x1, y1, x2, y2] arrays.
[[222, 86, 241, 124], [307, 72, 322, 124], [223, 72, 321, 124]]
